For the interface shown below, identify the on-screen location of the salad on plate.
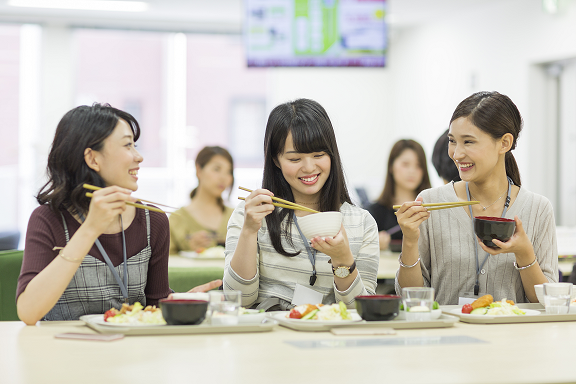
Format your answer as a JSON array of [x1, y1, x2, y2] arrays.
[[287, 302, 352, 321], [460, 295, 526, 316], [103, 302, 166, 325]]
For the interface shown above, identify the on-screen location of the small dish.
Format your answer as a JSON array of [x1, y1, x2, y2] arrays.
[[395, 309, 442, 320], [474, 216, 515, 247], [159, 299, 208, 325], [238, 309, 267, 324]]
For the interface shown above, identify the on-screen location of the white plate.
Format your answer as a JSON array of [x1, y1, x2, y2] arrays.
[[272, 311, 362, 325], [90, 315, 167, 327], [179, 247, 225, 260], [448, 308, 541, 317], [238, 310, 267, 324]]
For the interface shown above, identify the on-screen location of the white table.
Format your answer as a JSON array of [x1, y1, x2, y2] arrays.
[[1, 317, 575, 384]]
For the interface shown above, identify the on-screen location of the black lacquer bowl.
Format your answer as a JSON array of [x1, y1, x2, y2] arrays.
[[159, 299, 208, 325], [355, 295, 401, 321], [474, 216, 515, 247]]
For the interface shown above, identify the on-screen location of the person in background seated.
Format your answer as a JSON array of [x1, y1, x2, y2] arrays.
[[17, 104, 219, 325], [432, 129, 461, 184], [368, 140, 431, 250], [223, 99, 379, 311], [169, 146, 234, 255], [395, 91, 558, 304]]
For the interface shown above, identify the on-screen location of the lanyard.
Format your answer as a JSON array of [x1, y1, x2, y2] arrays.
[[292, 213, 317, 286], [466, 178, 512, 296], [80, 214, 129, 301]]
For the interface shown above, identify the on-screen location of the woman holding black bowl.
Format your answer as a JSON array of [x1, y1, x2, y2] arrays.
[[395, 91, 558, 305]]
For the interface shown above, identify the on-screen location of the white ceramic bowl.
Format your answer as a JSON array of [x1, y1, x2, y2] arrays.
[[534, 283, 576, 306], [395, 309, 442, 320], [296, 212, 343, 240], [170, 292, 210, 301]]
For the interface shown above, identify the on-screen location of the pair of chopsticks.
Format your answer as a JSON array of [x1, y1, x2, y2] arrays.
[[393, 201, 479, 211], [83, 184, 179, 215], [238, 186, 320, 214]]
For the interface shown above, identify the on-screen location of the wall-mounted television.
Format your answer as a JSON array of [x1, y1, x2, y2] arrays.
[[245, 0, 387, 67]]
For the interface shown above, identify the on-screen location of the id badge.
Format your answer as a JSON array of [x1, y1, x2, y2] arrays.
[[458, 292, 479, 306], [292, 283, 323, 306]]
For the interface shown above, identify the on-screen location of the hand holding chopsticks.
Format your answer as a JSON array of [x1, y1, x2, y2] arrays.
[[83, 184, 178, 215], [238, 186, 319, 214]]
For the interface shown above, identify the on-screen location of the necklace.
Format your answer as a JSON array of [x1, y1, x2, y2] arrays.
[[295, 201, 320, 206], [470, 189, 507, 211]]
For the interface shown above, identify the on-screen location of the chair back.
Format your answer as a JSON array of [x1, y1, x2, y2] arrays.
[[0, 250, 23, 321], [0, 230, 20, 251]]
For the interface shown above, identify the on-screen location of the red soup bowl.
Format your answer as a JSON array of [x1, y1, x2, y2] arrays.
[[474, 216, 516, 248], [355, 295, 401, 321], [159, 299, 208, 325]]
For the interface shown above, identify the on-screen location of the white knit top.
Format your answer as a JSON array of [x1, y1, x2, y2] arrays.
[[394, 183, 559, 304], [223, 202, 379, 309]]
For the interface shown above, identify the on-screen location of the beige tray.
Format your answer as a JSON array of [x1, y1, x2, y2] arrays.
[[80, 314, 277, 336], [271, 312, 459, 332], [442, 303, 576, 324]]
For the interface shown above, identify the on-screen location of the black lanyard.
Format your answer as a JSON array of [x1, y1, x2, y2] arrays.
[[80, 213, 129, 301], [293, 213, 317, 286], [466, 178, 512, 296]]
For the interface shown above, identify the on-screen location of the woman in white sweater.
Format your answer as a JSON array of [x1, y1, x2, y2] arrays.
[[223, 99, 379, 310], [396, 91, 558, 304]]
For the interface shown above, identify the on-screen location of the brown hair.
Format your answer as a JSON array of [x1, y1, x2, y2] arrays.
[[190, 146, 234, 212], [377, 139, 431, 207], [449, 91, 522, 186]]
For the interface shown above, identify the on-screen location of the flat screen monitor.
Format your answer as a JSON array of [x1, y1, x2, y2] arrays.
[[245, 0, 387, 67]]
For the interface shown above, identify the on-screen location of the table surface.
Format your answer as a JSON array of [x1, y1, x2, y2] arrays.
[[170, 252, 575, 280], [1, 313, 576, 384]]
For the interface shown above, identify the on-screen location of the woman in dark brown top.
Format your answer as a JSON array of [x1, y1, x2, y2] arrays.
[[17, 104, 220, 324]]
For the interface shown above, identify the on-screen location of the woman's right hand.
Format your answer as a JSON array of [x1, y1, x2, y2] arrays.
[[187, 230, 213, 252], [83, 186, 136, 235], [242, 188, 275, 234], [395, 197, 430, 243], [379, 230, 391, 250]]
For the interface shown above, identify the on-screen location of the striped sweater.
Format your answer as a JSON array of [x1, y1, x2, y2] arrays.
[[395, 183, 559, 304], [223, 201, 379, 309]]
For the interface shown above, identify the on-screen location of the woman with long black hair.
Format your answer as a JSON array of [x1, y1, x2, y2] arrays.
[[223, 99, 379, 311], [395, 91, 558, 304]]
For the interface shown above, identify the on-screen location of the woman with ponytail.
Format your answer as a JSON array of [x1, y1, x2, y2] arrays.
[[169, 146, 234, 254], [395, 91, 558, 304]]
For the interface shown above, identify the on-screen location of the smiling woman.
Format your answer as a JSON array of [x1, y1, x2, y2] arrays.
[[16, 104, 173, 324], [223, 99, 379, 311]]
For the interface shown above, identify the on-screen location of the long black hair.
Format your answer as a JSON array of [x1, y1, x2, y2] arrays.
[[450, 91, 522, 186], [189, 146, 235, 212], [262, 98, 351, 257], [377, 139, 431, 207], [432, 129, 461, 183], [37, 103, 141, 216]]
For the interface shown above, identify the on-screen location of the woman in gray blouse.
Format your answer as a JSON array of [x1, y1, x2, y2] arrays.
[[395, 91, 558, 305]]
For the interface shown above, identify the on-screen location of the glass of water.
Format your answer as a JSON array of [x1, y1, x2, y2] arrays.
[[543, 283, 573, 315], [402, 287, 435, 321], [209, 290, 242, 325]]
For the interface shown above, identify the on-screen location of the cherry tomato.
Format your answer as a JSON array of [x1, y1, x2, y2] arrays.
[[104, 309, 117, 322], [288, 309, 302, 319], [461, 304, 473, 314]]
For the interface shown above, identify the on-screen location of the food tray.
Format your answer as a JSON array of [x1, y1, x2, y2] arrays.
[[80, 314, 277, 336], [271, 311, 459, 332], [441, 303, 576, 324]]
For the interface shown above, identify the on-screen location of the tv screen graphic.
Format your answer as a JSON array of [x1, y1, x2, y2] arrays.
[[245, 0, 387, 67]]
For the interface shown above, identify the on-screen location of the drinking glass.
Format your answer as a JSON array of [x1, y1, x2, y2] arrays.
[[543, 283, 572, 315], [209, 290, 242, 325], [402, 287, 435, 321]]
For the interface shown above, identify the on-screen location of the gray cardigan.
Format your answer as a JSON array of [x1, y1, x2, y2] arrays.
[[395, 183, 559, 304]]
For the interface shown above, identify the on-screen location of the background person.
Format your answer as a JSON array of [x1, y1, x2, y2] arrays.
[[368, 140, 431, 250], [169, 146, 234, 255], [432, 129, 461, 184]]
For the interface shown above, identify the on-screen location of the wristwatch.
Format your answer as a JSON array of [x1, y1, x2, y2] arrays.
[[332, 261, 356, 278]]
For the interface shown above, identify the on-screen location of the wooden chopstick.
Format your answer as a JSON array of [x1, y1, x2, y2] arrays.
[[237, 197, 319, 213], [238, 186, 320, 214], [85, 192, 172, 214], [83, 184, 179, 210], [392, 201, 479, 210]]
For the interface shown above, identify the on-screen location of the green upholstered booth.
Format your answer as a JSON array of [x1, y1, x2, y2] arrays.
[[168, 266, 224, 293], [0, 250, 23, 321]]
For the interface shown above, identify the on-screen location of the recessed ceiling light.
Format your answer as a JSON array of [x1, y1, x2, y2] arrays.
[[8, 0, 149, 12]]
